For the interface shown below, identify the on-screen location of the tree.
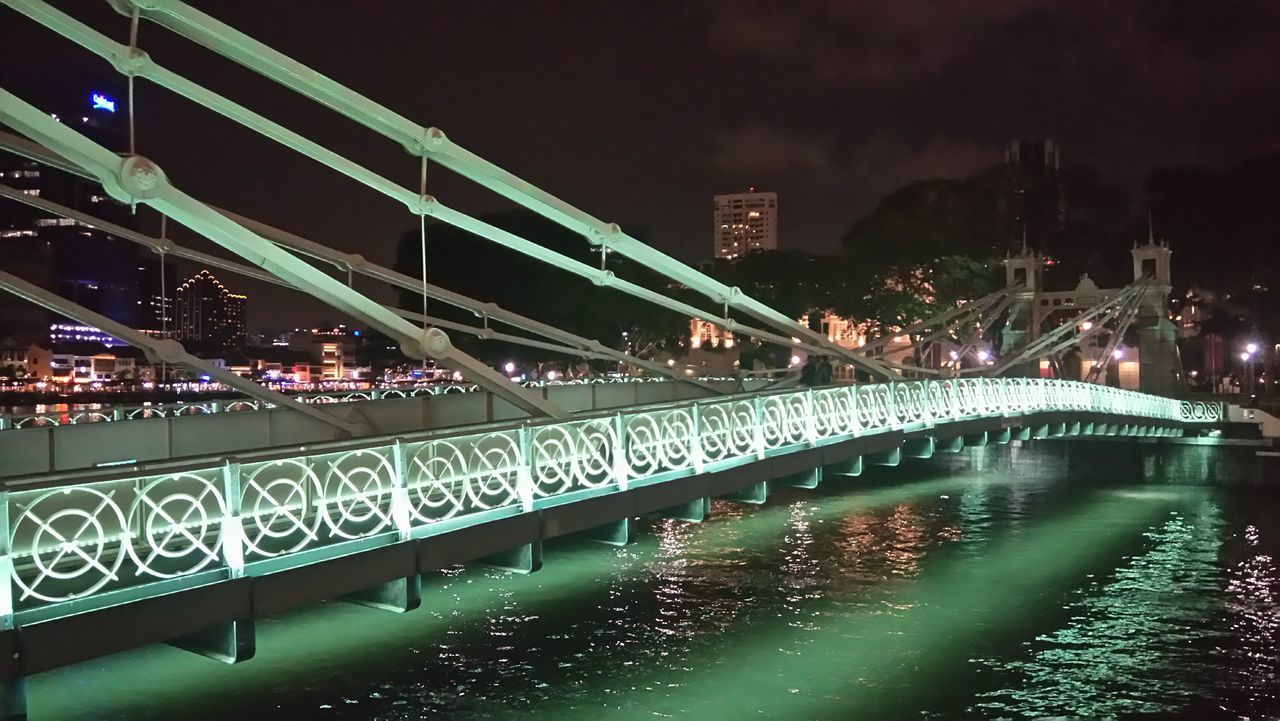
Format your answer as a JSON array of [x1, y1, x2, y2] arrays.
[[393, 210, 694, 368]]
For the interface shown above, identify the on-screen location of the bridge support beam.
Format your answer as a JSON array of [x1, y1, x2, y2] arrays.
[[0, 678, 24, 721], [478, 542, 543, 574], [723, 481, 769, 505], [656, 497, 711, 523], [582, 517, 636, 546], [1012, 427, 1032, 441], [937, 435, 964, 453], [168, 619, 255, 665], [778, 468, 821, 489], [1067, 421, 1082, 436], [903, 437, 935, 459], [825, 456, 862, 478], [868, 447, 901, 467], [964, 431, 989, 448], [340, 576, 421, 613], [991, 428, 1012, 445], [1032, 424, 1051, 439]]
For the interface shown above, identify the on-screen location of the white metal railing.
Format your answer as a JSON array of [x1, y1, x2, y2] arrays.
[[0, 377, 1184, 621], [0, 376, 743, 430]]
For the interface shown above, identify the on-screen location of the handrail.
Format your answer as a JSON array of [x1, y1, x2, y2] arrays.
[[0, 377, 1186, 622]]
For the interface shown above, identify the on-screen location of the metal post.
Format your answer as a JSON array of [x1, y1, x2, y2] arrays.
[[220, 459, 245, 577]]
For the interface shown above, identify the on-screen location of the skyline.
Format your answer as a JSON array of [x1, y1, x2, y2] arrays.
[[2, 2, 1280, 331]]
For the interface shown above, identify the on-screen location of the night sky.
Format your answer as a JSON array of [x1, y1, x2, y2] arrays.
[[5, 1, 1280, 331]]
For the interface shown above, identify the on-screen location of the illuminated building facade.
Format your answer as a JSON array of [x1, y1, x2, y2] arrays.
[[174, 270, 247, 351], [0, 74, 140, 342], [713, 189, 777, 260]]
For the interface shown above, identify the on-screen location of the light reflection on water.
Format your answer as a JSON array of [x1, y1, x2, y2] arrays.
[[30, 471, 1280, 721]]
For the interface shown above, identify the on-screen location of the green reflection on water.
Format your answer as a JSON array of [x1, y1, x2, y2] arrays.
[[972, 497, 1226, 719], [544, 486, 1192, 721], [28, 473, 1246, 721]]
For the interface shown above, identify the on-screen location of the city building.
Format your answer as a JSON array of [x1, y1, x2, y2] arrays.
[[713, 189, 777, 260], [1001, 139, 1065, 255], [311, 326, 359, 380], [0, 74, 141, 343], [48, 350, 148, 383], [136, 255, 175, 337], [0, 338, 51, 378], [174, 269, 247, 351]]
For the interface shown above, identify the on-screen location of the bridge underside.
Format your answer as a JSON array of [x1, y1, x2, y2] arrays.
[[0, 407, 1184, 714]]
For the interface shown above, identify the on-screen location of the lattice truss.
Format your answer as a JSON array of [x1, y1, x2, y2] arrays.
[[1, 377, 1198, 610]]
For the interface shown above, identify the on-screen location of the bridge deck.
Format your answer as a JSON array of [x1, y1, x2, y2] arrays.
[[0, 378, 1215, 714]]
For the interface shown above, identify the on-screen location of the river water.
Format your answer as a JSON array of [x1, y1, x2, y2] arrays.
[[39, 463, 1280, 720]]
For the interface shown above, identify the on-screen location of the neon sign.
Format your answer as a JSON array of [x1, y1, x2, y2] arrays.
[[91, 93, 116, 112]]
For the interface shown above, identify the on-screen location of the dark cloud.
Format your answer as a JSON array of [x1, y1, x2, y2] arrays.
[[710, 124, 835, 175]]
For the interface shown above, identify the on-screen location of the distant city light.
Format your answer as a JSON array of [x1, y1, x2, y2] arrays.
[[91, 92, 116, 112], [790, 355, 801, 366], [1080, 321, 1093, 331], [667, 359, 676, 367], [1246, 342, 1258, 354], [948, 350, 959, 360], [545, 371, 558, 381], [1112, 348, 1125, 360], [504, 361, 516, 374], [1240, 351, 1251, 362], [976, 349, 991, 362]]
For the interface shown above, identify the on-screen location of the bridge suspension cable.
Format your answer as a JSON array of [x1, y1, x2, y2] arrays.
[[55, 0, 898, 379], [3, 0, 869, 380], [0, 138, 723, 394], [0, 86, 571, 419], [0, 267, 365, 435], [983, 279, 1152, 377], [0, 181, 707, 384]]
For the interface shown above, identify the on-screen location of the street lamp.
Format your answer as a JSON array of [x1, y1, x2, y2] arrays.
[[1240, 344, 1259, 396]]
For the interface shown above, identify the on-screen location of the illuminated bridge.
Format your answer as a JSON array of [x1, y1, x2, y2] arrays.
[[0, 2, 1246, 718]]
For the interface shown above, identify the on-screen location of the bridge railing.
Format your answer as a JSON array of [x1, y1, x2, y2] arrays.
[[0, 378, 1186, 622], [0, 376, 744, 430]]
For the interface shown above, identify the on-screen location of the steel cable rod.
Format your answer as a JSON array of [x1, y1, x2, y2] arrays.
[[0, 86, 570, 419], [0, 268, 364, 435], [78, 0, 897, 379], [0, 183, 611, 364], [0, 0, 825, 380], [0, 163, 719, 393]]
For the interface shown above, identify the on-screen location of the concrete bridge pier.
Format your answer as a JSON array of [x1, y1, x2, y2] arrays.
[[0, 678, 23, 721], [869, 447, 902, 467], [657, 497, 711, 522], [824, 456, 862, 478], [722, 481, 769, 504], [478, 542, 543, 574], [169, 618, 256, 665], [778, 468, 821, 489], [340, 576, 422, 613], [904, 437, 935, 459], [581, 518, 636, 546]]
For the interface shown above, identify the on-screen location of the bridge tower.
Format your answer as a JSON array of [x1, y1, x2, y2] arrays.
[[1131, 221, 1180, 393], [999, 247, 1042, 376]]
